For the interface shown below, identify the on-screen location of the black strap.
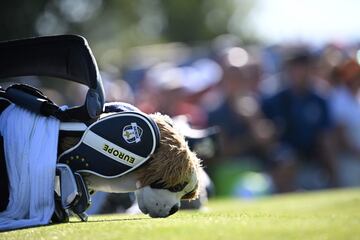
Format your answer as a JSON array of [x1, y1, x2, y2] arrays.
[[0, 35, 105, 122], [3, 84, 74, 121]]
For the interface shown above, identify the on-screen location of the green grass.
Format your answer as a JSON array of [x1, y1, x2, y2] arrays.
[[1, 188, 360, 240]]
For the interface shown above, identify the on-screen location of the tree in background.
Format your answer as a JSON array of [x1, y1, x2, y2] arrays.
[[0, 0, 256, 66]]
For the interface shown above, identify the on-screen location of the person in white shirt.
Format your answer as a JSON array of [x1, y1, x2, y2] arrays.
[[330, 59, 360, 186]]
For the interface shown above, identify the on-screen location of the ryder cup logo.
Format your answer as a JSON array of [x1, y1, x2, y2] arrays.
[[122, 122, 143, 144]]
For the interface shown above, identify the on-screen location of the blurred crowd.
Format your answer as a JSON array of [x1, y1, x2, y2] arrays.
[[12, 35, 360, 197], [126, 37, 360, 195]]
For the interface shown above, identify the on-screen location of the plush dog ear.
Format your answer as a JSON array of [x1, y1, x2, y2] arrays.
[[136, 113, 202, 189], [58, 112, 160, 178]]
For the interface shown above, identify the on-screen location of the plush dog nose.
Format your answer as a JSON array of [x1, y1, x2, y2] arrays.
[[169, 204, 179, 216]]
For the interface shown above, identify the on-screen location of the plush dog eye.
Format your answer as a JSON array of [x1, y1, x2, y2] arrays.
[[150, 181, 167, 189], [150, 180, 188, 192], [167, 182, 188, 192], [181, 190, 196, 200], [181, 183, 198, 200]]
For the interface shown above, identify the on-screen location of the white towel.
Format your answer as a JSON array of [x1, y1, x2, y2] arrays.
[[0, 104, 60, 231]]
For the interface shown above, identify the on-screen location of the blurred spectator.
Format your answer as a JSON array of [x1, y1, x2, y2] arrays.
[[314, 44, 348, 90], [138, 62, 208, 126], [261, 47, 338, 192], [102, 72, 135, 104], [330, 59, 360, 187], [207, 47, 274, 161]]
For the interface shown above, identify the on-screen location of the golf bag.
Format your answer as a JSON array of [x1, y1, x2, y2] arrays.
[[0, 35, 160, 224]]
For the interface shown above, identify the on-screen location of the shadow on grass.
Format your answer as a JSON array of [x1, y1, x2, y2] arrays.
[[0, 217, 149, 233], [73, 217, 149, 224]]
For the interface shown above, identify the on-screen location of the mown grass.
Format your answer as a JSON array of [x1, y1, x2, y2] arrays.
[[1, 188, 359, 240]]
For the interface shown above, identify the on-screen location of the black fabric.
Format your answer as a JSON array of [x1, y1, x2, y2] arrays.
[[0, 95, 10, 113], [58, 112, 159, 177], [6, 84, 53, 102], [2, 84, 94, 122], [5, 84, 63, 118], [0, 99, 10, 212], [0, 136, 9, 212], [103, 103, 160, 150], [90, 113, 157, 158], [104, 102, 140, 113], [0, 35, 99, 88], [59, 144, 132, 177], [0, 35, 105, 122]]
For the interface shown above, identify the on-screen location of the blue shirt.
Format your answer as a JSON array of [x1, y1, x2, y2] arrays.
[[207, 99, 249, 140], [262, 88, 332, 156]]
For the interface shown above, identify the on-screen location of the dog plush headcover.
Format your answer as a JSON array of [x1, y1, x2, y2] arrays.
[[58, 103, 160, 178]]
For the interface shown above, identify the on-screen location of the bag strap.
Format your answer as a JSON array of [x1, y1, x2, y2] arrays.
[[0, 35, 105, 123]]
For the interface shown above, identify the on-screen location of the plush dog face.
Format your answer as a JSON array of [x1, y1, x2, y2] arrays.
[[85, 169, 198, 218], [134, 113, 202, 217], [135, 170, 198, 217]]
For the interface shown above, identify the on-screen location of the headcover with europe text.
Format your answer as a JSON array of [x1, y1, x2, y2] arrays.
[[58, 111, 160, 178]]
